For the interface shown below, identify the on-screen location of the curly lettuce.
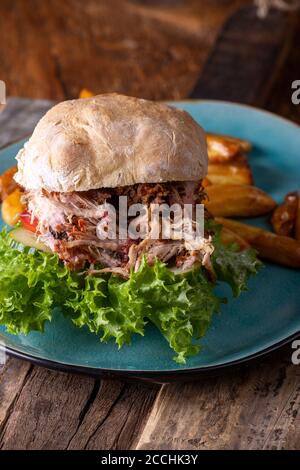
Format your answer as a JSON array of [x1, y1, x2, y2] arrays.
[[0, 227, 261, 363], [67, 258, 221, 363], [211, 223, 262, 297]]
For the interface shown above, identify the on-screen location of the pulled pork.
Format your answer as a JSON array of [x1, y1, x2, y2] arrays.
[[25, 181, 213, 277]]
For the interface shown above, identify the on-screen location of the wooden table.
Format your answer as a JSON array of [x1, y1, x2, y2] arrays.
[[1, 1, 300, 450]]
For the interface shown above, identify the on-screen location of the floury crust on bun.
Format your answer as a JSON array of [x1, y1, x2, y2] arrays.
[[14, 93, 208, 193]]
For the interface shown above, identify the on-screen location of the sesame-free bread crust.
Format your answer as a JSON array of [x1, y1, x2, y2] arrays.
[[15, 94, 207, 192]]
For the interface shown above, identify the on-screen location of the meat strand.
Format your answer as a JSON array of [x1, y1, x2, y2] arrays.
[[25, 181, 212, 276]]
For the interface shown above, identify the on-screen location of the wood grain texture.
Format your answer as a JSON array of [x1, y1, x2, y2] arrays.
[[0, 0, 248, 101], [190, 6, 295, 106], [68, 380, 159, 450], [137, 350, 300, 450], [0, 98, 53, 149], [265, 14, 300, 123], [0, 0, 300, 451], [0, 359, 31, 436], [0, 365, 95, 450], [0, 361, 159, 450]]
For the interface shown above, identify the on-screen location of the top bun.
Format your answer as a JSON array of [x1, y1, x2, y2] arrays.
[[15, 94, 208, 193]]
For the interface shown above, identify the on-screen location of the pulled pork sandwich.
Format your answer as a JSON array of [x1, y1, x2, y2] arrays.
[[0, 94, 260, 363], [15, 94, 210, 276]]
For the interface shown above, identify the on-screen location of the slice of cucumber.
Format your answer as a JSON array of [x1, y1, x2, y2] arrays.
[[10, 227, 51, 253], [170, 262, 201, 276]]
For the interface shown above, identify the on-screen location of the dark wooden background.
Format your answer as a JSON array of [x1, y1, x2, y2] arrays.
[[0, 0, 249, 100], [1, 0, 300, 450], [1, 0, 299, 119]]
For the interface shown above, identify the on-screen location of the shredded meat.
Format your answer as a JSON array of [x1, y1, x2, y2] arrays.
[[26, 181, 213, 277]]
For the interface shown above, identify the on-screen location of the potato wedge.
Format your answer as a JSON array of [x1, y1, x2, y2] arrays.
[[1, 188, 26, 226], [207, 134, 252, 163], [207, 134, 241, 163], [208, 155, 253, 186], [79, 88, 94, 98], [220, 227, 250, 250], [295, 196, 300, 242], [218, 135, 252, 153], [205, 184, 276, 217], [271, 191, 298, 237], [216, 217, 300, 268], [0, 165, 18, 202]]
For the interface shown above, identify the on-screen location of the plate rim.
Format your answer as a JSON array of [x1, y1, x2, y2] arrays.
[[3, 330, 300, 382], [1, 99, 300, 380], [168, 99, 300, 130]]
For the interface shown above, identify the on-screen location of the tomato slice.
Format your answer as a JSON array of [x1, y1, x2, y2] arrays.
[[19, 211, 39, 233]]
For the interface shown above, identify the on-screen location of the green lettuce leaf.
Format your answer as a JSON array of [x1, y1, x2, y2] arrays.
[[210, 223, 262, 297], [0, 225, 261, 363], [67, 257, 221, 363], [0, 229, 75, 334]]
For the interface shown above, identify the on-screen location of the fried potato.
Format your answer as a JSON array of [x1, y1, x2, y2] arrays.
[[271, 191, 298, 237], [207, 134, 241, 163], [207, 133, 252, 163], [207, 155, 253, 186], [79, 88, 94, 98], [205, 184, 276, 217], [220, 227, 250, 250], [219, 135, 252, 153], [0, 165, 18, 202], [1, 188, 26, 226], [295, 196, 300, 242], [216, 217, 300, 268]]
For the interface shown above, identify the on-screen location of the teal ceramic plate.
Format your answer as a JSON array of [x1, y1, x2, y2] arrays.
[[1, 101, 300, 381]]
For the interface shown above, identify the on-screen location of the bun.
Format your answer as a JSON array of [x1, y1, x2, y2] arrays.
[[15, 94, 207, 192]]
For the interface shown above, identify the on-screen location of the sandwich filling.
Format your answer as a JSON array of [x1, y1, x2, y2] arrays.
[[25, 180, 214, 277]]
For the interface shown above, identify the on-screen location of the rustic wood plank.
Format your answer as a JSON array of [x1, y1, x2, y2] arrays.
[[190, 5, 295, 106], [0, 366, 95, 450], [0, 0, 248, 101], [263, 379, 300, 450], [137, 350, 300, 450], [0, 98, 53, 149], [265, 15, 300, 123], [68, 380, 159, 450], [0, 358, 32, 436], [0, 360, 159, 450]]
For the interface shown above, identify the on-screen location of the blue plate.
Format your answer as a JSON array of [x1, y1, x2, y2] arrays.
[[1, 100, 300, 381]]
